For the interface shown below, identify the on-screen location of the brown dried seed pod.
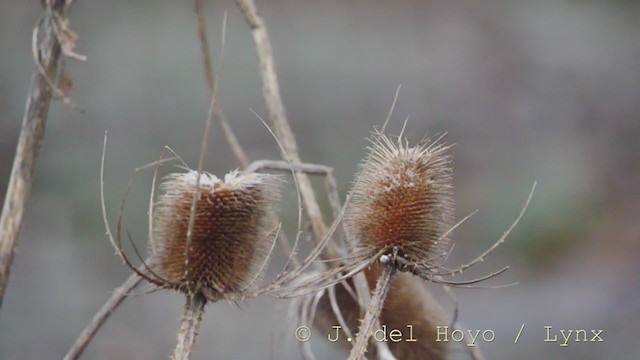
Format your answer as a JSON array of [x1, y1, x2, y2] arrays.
[[151, 170, 282, 298], [344, 132, 454, 267], [316, 265, 448, 360]]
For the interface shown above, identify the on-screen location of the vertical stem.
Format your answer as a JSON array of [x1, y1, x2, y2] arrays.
[[0, 0, 68, 309], [348, 266, 395, 360], [193, 0, 249, 167], [234, 0, 331, 253], [174, 292, 207, 360]]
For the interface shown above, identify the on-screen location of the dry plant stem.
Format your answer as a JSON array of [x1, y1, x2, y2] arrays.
[[193, 0, 248, 167], [235, 0, 333, 257], [174, 292, 207, 360], [0, 0, 72, 309], [348, 265, 395, 360], [184, 9, 230, 295], [63, 269, 145, 360]]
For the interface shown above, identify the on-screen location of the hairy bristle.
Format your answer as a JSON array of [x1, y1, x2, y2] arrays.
[[151, 170, 281, 296], [316, 265, 448, 359], [344, 132, 454, 263]]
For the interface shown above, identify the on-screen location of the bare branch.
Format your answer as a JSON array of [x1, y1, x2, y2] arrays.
[[0, 0, 78, 309], [194, 0, 249, 167], [234, 0, 335, 258]]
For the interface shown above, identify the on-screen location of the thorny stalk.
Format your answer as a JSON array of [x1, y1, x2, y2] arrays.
[[173, 292, 207, 360], [348, 265, 396, 360]]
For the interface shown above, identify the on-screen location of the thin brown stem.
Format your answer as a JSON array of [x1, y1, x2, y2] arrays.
[[348, 265, 395, 360], [194, 0, 249, 167], [235, 0, 335, 258], [174, 292, 207, 360], [184, 10, 228, 292], [0, 0, 75, 309]]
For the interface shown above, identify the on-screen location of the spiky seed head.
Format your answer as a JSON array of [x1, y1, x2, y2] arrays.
[[151, 170, 282, 298], [344, 132, 454, 266], [316, 265, 448, 359]]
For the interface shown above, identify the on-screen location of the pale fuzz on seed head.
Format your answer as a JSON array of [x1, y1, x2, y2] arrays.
[[344, 132, 454, 265], [151, 169, 282, 297]]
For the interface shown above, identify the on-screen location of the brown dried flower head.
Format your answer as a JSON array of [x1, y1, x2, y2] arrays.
[[344, 131, 454, 268], [151, 169, 282, 298], [316, 265, 448, 360]]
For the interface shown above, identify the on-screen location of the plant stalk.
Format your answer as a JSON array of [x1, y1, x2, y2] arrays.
[[348, 265, 395, 360], [174, 292, 207, 360]]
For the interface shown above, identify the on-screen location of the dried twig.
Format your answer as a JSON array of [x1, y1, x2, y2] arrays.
[[0, 0, 79, 309], [234, 0, 332, 255], [183, 9, 228, 293], [194, 0, 248, 167], [348, 265, 395, 360]]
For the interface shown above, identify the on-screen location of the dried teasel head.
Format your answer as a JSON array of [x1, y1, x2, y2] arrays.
[[344, 131, 454, 270], [149, 169, 282, 300], [315, 265, 449, 360]]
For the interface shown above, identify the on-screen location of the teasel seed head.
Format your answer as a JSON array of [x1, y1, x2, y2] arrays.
[[344, 131, 454, 268], [316, 265, 448, 359], [151, 169, 282, 299]]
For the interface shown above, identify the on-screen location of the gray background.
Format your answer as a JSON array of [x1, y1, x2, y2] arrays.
[[1, 0, 639, 359]]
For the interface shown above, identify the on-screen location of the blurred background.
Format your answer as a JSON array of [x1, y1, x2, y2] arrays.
[[1, 0, 639, 359]]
